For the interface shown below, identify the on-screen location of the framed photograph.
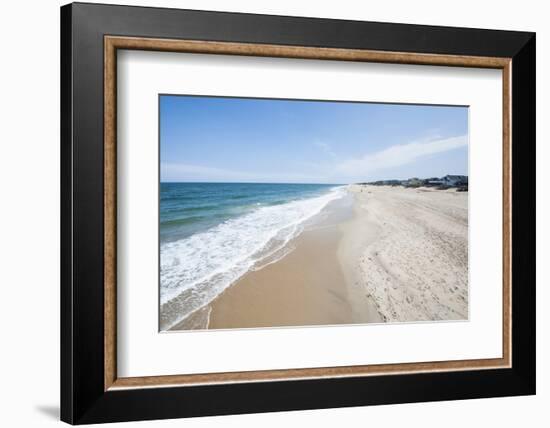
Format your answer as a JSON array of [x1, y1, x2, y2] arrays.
[[60, 2, 536, 424]]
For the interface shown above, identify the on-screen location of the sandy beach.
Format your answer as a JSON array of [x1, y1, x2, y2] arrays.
[[345, 185, 468, 322], [171, 184, 468, 330]]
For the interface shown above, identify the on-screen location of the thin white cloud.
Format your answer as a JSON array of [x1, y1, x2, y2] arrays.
[[161, 162, 324, 183], [162, 135, 467, 184], [336, 135, 468, 177], [161, 163, 258, 182]]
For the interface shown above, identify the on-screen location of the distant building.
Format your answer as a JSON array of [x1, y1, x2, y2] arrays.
[[442, 175, 468, 186], [362, 174, 468, 189], [403, 177, 423, 187]]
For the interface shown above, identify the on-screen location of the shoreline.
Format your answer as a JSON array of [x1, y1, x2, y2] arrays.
[[172, 191, 382, 330], [170, 184, 468, 331]]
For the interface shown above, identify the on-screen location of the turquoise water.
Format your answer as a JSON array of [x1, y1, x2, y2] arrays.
[[160, 182, 338, 244], [159, 182, 345, 329]]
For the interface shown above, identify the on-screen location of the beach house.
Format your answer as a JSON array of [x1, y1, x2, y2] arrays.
[[442, 175, 468, 186]]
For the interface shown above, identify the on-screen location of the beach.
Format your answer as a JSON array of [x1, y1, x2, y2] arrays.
[[344, 185, 468, 322], [168, 184, 468, 330]]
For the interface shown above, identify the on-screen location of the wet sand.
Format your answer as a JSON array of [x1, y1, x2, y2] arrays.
[[174, 194, 381, 330], [172, 184, 468, 330]]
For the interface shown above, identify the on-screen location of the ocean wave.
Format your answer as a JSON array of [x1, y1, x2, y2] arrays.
[[160, 186, 346, 330]]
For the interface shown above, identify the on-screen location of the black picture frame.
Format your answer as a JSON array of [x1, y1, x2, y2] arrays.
[[61, 2, 535, 424]]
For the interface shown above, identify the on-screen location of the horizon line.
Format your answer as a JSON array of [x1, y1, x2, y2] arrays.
[[160, 174, 468, 185], [160, 181, 347, 185]]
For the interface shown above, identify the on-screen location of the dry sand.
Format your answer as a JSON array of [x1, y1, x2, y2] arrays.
[[172, 184, 468, 330], [348, 185, 468, 322]]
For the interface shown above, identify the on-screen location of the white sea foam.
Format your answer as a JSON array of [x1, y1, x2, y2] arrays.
[[160, 186, 346, 329]]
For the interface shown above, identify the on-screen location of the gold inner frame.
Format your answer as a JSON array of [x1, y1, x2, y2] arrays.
[[104, 35, 512, 391]]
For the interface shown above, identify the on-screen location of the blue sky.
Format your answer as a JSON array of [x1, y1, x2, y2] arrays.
[[160, 95, 468, 184]]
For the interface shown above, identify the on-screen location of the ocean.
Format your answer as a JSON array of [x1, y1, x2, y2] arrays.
[[160, 182, 345, 329]]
